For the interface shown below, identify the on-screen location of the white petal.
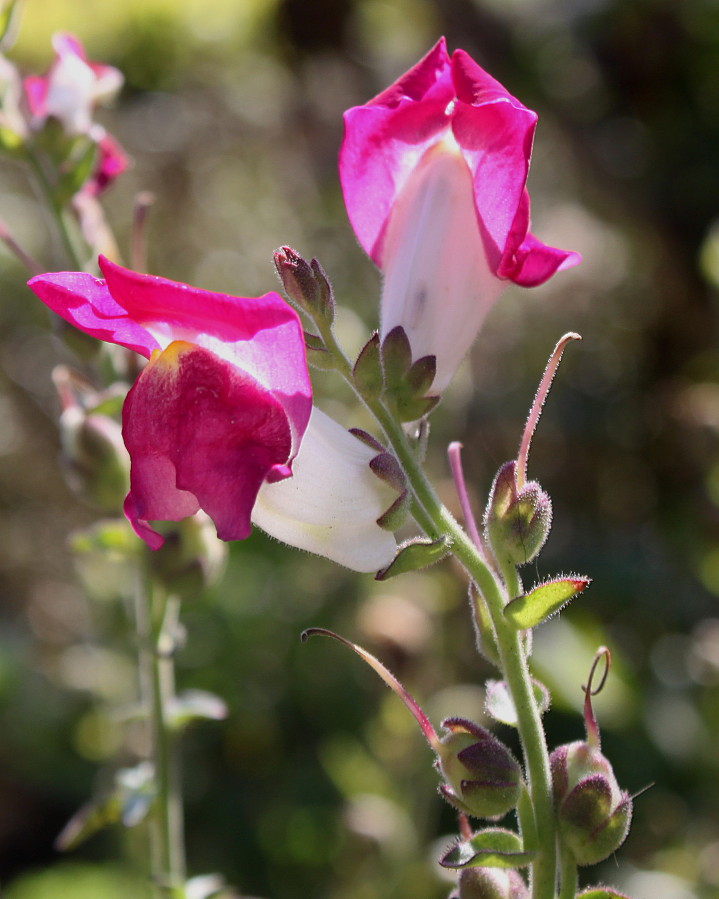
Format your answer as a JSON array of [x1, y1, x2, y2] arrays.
[[252, 408, 396, 572], [380, 140, 505, 393]]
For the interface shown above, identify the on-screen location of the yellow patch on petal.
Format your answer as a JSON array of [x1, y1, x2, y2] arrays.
[[147, 340, 196, 370]]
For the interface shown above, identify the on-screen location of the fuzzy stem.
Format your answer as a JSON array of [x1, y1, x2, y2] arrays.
[[150, 591, 187, 897], [25, 147, 87, 270], [308, 311, 559, 899], [558, 847, 578, 899], [138, 575, 186, 899]]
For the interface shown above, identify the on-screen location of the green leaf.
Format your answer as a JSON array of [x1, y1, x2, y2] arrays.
[[578, 890, 633, 899], [166, 690, 228, 731], [439, 828, 536, 870], [375, 537, 449, 580], [504, 577, 590, 629], [353, 332, 383, 397], [485, 679, 550, 727], [305, 344, 339, 370]]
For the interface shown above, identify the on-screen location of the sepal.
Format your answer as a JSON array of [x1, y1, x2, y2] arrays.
[[375, 536, 449, 580], [353, 331, 383, 397], [440, 828, 534, 870], [380, 326, 439, 422]]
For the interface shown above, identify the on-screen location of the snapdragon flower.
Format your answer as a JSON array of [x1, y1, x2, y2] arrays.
[[24, 33, 122, 137], [340, 38, 580, 392], [28, 258, 396, 572]]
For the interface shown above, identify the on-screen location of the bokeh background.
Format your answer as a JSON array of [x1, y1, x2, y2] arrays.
[[0, 0, 718, 897]]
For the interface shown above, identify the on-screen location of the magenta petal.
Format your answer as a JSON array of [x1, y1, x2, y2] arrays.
[[97, 256, 312, 450], [450, 51, 538, 275], [503, 231, 582, 287], [27, 271, 159, 357], [122, 342, 294, 548], [339, 39, 455, 264]]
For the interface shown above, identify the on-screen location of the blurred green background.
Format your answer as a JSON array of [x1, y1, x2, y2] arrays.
[[1, 0, 719, 897]]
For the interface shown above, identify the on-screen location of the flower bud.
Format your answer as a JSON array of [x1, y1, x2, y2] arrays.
[[484, 461, 552, 567], [59, 407, 129, 511], [457, 868, 528, 899], [437, 718, 522, 819], [149, 513, 227, 602], [551, 740, 632, 866]]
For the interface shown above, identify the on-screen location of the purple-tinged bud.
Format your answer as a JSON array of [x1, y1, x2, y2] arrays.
[[437, 718, 522, 819], [551, 648, 632, 865], [484, 461, 552, 567], [457, 868, 529, 899], [274, 246, 334, 323]]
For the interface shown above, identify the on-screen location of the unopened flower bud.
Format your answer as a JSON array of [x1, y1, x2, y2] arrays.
[[59, 407, 129, 511], [273, 246, 334, 323], [484, 461, 552, 567], [437, 717, 522, 819], [457, 868, 528, 899], [149, 514, 227, 602], [551, 648, 632, 865]]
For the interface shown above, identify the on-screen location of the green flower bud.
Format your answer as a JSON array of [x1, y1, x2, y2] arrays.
[[457, 867, 529, 899], [437, 717, 523, 819], [485, 461, 552, 567], [149, 514, 227, 602], [59, 407, 129, 511]]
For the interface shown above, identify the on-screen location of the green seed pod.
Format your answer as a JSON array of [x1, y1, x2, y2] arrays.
[[457, 867, 529, 899], [551, 649, 632, 866], [484, 461, 552, 567], [551, 741, 632, 866], [437, 718, 523, 819]]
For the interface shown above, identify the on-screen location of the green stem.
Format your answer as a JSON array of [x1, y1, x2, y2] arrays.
[[314, 317, 558, 897], [137, 574, 186, 899], [150, 590, 187, 897], [25, 147, 87, 270], [558, 848, 578, 899]]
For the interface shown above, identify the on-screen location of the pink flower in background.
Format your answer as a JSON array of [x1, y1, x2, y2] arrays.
[[28, 256, 312, 550], [24, 33, 123, 136], [85, 133, 128, 196], [340, 38, 581, 392]]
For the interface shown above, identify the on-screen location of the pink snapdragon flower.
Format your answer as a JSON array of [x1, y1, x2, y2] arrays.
[[24, 33, 123, 137], [28, 256, 312, 551], [28, 259, 396, 572], [340, 38, 580, 392]]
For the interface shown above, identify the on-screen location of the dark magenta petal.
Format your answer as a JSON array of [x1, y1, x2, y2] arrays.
[[27, 271, 160, 357], [97, 256, 312, 450], [122, 342, 294, 548]]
